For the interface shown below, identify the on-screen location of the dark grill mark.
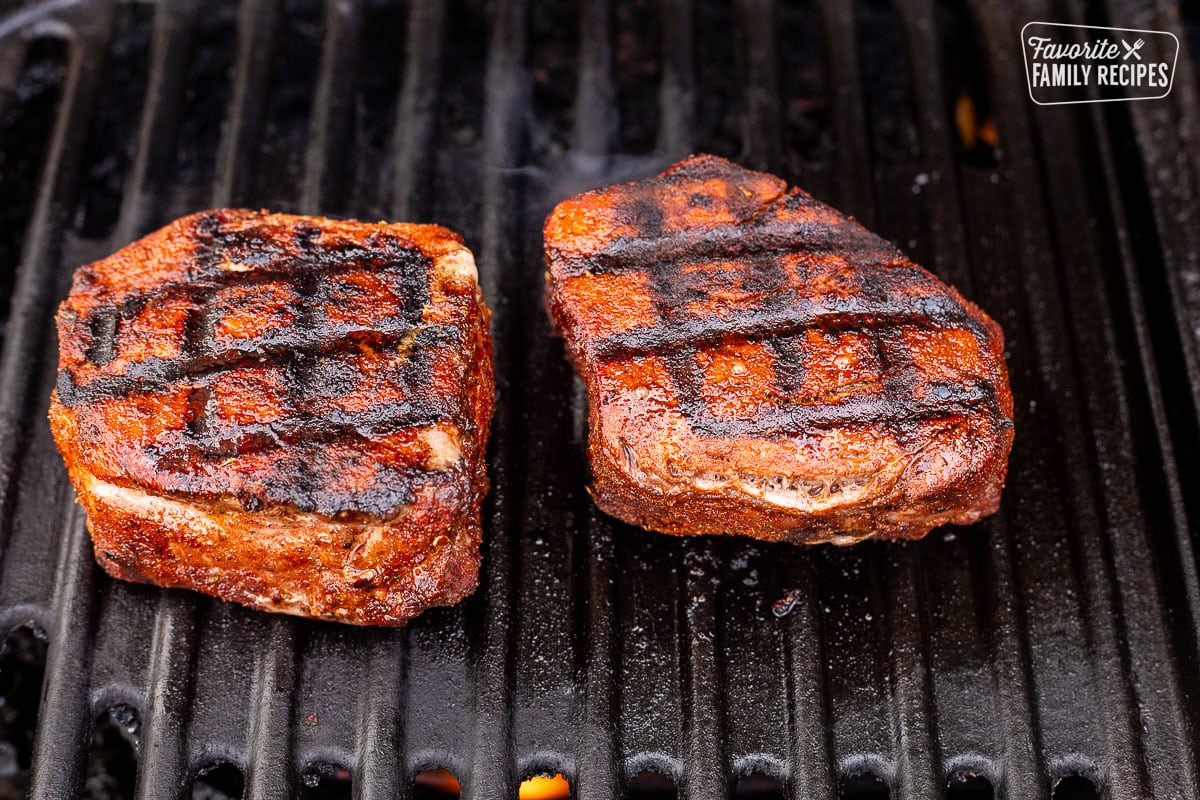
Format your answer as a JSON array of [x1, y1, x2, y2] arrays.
[[767, 336, 807, 395], [684, 380, 993, 439], [591, 302, 981, 360], [56, 322, 456, 407], [86, 313, 118, 366], [150, 400, 454, 468], [553, 212, 898, 278], [185, 386, 213, 438]]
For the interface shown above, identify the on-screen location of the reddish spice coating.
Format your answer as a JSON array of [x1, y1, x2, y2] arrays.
[[50, 209, 494, 626], [544, 155, 1013, 544]]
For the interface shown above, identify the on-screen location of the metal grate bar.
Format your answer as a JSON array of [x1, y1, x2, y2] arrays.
[[211, 0, 276, 208], [568, 4, 618, 799], [302, 0, 362, 213], [133, 593, 199, 800], [245, 617, 298, 800], [354, 631, 406, 800], [885, 554, 941, 800], [4, 11, 118, 799], [113, 1, 197, 243], [728, 6, 829, 796], [735, 0, 781, 171], [509, 0, 580, 775], [814, 4, 946, 796], [462, 0, 528, 797], [817, 0, 873, 224], [572, 0, 614, 157], [783, 559, 836, 800], [657, 0, 694, 157], [0, 20, 101, 546], [390, 0, 444, 221], [28, 506, 96, 800], [104, 9, 208, 795], [680, 545, 726, 800], [204, 1, 304, 795]]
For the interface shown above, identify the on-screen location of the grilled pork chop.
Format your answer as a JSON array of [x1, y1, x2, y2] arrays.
[[50, 210, 494, 626], [545, 155, 1012, 543]]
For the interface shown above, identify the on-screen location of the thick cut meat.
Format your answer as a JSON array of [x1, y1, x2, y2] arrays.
[[544, 155, 1012, 543], [50, 210, 494, 626]]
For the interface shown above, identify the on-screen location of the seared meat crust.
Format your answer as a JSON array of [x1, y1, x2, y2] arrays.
[[50, 209, 494, 625], [544, 155, 1012, 543]]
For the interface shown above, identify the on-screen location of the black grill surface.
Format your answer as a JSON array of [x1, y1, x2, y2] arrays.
[[0, 0, 1198, 798]]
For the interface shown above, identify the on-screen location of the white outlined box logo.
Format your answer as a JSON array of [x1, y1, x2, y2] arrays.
[[1021, 21, 1179, 105]]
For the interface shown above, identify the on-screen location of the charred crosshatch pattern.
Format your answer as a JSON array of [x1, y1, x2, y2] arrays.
[[52, 210, 483, 520]]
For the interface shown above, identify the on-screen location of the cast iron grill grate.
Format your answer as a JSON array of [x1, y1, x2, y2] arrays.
[[0, 0, 1197, 798]]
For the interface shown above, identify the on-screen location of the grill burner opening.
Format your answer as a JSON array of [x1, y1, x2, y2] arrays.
[[0, 0, 1197, 798], [945, 772, 994, 800], [413, 769, 461, 800], [518, 773, 571, 799], [1051, 775, 1102, 800], [83, 706, 138, 800], [298, 763, 351, 799], [839, 772, 890, 800], [626, 771, 678, 800], [191, 763, 245, 800], [732, 772, 785, 800]]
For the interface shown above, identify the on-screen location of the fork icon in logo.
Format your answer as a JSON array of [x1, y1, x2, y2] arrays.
[[1122, 37, 1145, 60]]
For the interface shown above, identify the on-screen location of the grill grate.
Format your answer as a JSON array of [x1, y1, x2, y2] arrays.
[[0, 0, 1197, 798]]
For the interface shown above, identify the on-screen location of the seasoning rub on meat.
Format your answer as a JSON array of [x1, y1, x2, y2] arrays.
[[544, 155, 1013, 544], [50, 210, 494, 626]]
